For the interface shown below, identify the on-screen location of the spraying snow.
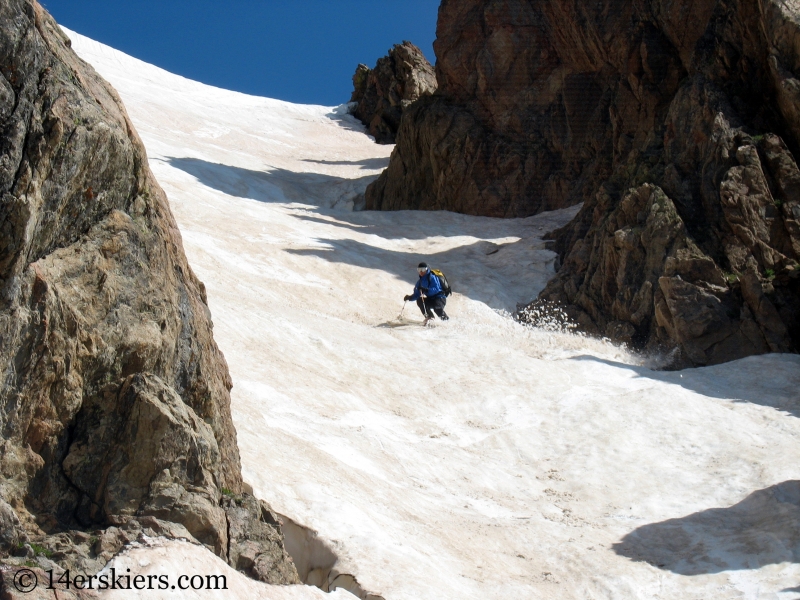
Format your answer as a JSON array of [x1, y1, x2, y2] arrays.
[[67, 29, 800, 600]]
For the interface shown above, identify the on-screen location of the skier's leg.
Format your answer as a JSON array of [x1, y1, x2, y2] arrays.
[[423, 297, 436, 318], [416, 297, 427, 317], [433, 297, 449, 320]]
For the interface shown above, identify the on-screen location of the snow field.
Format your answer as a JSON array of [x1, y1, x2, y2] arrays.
[[68, 29, 800, 600]]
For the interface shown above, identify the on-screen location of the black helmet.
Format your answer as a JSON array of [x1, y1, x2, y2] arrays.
[[418, 262, 428, 270]]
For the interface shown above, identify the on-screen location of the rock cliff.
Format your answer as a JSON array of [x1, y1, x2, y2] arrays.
[[350, 41, 436, 144], [368, 0, 800, 365], [0, 0, 298, 584]]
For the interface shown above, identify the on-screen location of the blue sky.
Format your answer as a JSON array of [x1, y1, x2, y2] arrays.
[[41, 0, 439, 106]]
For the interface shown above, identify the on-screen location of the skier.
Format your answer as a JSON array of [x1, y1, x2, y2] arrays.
[[404, 262, 449, 324]]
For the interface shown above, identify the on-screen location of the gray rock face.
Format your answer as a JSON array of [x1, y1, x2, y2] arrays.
[[529, 174, 797, 365], [0, 500, 22, 552], [0, 0, 298, 583], [366, 0, 625, 216], [63, 373, 228, 554], [534, 131, 800, 366], [350, 41, 436, 144], [223, 494, 300, 585]]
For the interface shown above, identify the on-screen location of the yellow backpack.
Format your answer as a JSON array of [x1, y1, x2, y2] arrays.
[[430, 268, 452, 297]]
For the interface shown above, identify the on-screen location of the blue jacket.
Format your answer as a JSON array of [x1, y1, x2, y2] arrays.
[[410, 270, 444, 301]]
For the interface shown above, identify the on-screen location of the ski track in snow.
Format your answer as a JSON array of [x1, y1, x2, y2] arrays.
[[67, 28, 800, 600]]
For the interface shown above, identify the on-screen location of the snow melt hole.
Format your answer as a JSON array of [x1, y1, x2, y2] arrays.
[[278, 512, 384, 600]]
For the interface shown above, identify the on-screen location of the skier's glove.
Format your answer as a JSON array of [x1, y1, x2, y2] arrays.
[[403, 295, 412, 301]]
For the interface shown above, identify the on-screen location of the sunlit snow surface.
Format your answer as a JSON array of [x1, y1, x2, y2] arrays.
[[67, 29, 800, 600], [99, 538, 351, 600]]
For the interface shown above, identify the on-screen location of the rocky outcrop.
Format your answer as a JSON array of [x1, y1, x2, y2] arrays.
[[366, 0, 624, 215], [531, 170, 798, 365], [368, 0, 800, 364], [531, 0, 800, 365], [0, 0, 297, 583], [223, 495, 300, 585], [350, 41, 436, 144]]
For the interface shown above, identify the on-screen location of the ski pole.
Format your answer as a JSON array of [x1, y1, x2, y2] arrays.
[[420, 294, 431, 323]]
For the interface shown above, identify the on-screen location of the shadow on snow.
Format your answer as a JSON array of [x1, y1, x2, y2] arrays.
[[613, 480, 800, 575], [570, 354, 800, 416], [300, 157, 390, 170], [285, 236, 545, 312], [165, 156, 539, 240], [164, 156, 378, 209], [163, 157, 559, 311]]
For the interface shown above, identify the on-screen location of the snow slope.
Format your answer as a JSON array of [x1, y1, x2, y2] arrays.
[[68, 29, 800, 600], [98, 538, 352, 600]]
